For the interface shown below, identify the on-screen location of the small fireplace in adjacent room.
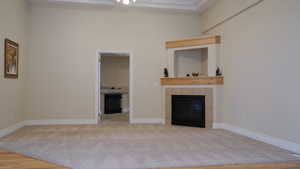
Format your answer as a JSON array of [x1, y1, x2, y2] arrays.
[[172, 95, 205, 128]]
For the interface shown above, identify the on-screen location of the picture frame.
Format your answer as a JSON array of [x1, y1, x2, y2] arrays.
[[4, 39, 19, 79]]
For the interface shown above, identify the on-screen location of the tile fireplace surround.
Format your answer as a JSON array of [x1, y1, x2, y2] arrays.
[[165, 88, 213, 128]]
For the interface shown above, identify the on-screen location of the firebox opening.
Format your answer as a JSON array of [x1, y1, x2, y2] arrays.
[[172, 95, 205, 128]]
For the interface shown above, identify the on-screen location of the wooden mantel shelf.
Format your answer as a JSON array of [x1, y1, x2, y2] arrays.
[[166, 35, 221, 49], [161, 77, 224, 85]]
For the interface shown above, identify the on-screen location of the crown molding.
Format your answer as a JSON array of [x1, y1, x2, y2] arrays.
[[195, 0, 216, 13], [28, 0, 215, 13]]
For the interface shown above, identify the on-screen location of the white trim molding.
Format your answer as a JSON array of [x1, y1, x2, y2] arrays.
[[0, 119, 97, 138], [0, 122, 26, 137], [214, 123, 300, 154], [0, 118, 164, 138], [122, 108, 130, 113], [196, 0, 216, 13], [24, 119, 98, 126], [28, 0, 214, 13], [96, 50, 134, 124], [130, 118, 164, 124]]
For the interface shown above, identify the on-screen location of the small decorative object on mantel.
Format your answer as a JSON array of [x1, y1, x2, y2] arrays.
[[192, 72, 199, 77], [164, 68, 169, 77], [216, 66, 222, 76], [186, 74, 190, 77], [4, 39, 19, 79]]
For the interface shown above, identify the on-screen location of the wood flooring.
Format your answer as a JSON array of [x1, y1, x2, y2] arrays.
[[0, 149, 69, 169]]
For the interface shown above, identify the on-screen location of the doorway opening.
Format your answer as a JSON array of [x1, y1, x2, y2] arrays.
[[97, 51, 132, 124]]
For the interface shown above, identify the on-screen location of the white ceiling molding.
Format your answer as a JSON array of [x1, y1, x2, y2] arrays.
[[196, 0, 216, 13], [28, 0, 215, 13]]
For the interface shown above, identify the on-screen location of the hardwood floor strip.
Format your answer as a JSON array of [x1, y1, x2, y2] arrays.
[[1, 149, 300, 169], [0, 149, 70, 169]]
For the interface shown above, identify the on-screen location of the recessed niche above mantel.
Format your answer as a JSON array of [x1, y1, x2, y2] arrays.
[[163, 35, 223, 86], [174, 48, 208, 77], [166, 35, 221, 78]]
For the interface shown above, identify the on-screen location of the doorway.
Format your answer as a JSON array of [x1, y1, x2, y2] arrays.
[[96, 51, 132, 124]]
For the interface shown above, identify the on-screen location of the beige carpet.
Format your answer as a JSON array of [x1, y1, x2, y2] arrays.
[[0, 123, 298, 169], [101, 113, 129, 125]]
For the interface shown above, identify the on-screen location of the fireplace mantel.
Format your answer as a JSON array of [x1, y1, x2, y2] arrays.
[[166, 36, 221, 49], [161, 76, 224, 86]]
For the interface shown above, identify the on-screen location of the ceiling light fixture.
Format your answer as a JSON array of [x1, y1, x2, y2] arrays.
[[116, 0, 136, 5]]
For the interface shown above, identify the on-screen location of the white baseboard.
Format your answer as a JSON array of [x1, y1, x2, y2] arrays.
[[130, 118, 164, 124], [24, 119, 98, 126], [122, 108, 129, 113], [0, 122, 26, 137], [1, 118, 164, 137], [0, 119, 97, 138], [214, 123, 300, 154]]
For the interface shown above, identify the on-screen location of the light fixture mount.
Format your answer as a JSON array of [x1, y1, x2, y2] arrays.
[[116, 0, 136, 5]]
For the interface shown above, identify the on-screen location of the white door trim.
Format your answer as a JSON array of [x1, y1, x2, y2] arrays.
[[96, 50, 133, 123]]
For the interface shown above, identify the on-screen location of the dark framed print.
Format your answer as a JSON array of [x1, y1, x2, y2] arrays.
[[4, 39, 19, 78]]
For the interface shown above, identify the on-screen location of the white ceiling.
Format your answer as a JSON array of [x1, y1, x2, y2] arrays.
[[28, 0, 216, 13]]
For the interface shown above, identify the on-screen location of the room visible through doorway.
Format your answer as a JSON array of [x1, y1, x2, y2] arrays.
[[97, 52, 131, 124]]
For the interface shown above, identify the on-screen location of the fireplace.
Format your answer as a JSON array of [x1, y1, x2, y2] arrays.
[[172, 95, 205, 128], [165, 88, 213, 128]]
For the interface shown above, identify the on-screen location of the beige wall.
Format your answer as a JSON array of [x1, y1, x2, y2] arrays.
[[101, 56, 129, 89], [0, 0, 28, 129], [25, 3, 202, 121], [201, 0, 300, 144]]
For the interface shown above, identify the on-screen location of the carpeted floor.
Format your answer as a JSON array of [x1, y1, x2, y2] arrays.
[[101, 113, 129, 125], [0, 123, 298, 169]]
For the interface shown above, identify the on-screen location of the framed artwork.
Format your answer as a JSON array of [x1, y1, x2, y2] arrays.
[[4, 39, 19, 78]]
